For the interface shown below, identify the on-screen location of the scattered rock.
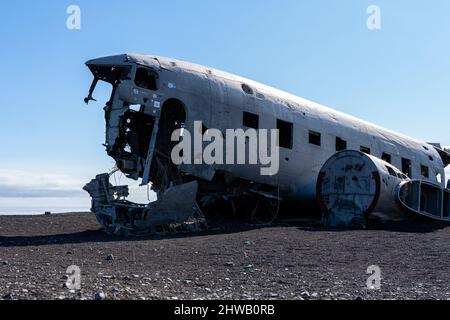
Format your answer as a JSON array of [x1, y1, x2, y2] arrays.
[[269, 293, 279, 298], [106, 254, 114, 261], [300, 291, 310, 299], [95, 291, 107, 300], [2, 292, 13, 300]]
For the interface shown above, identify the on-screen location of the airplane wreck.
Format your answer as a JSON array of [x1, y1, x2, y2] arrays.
[[82, 54, 450, 235]]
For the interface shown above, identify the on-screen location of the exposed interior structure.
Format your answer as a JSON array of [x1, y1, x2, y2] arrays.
[[82, 54, 450, 234]]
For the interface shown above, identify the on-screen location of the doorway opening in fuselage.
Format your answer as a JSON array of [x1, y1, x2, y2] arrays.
[[150, 99, 187, 192]]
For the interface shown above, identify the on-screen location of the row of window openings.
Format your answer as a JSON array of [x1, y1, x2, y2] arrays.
[[243, 111, 432, 179], [312, 134, 427, 178]]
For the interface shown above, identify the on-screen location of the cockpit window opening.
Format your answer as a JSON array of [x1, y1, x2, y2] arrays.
[[89, 65, 132, 83], [135, 67, 158, 91], [85, 65, 132, 104]]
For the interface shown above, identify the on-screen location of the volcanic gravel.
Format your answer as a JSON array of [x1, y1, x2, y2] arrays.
[[1, 213, 450, 300]]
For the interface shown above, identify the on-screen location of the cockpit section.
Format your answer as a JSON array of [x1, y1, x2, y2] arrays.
[[84, 57, 164, 184], [82, 56, 208, 235]]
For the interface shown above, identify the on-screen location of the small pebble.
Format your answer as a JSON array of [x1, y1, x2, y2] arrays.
[[95, 292, 106, 300]]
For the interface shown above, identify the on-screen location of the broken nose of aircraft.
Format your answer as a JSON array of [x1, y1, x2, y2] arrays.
[[83, 174, 206, 235], [84, 55, 134, 105]]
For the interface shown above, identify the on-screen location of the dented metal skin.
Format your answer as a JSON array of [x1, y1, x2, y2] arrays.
[[83, 54, 450, 233], [318, 150, 409, 227]]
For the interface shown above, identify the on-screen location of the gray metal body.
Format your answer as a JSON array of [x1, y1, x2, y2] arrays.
[[83, 54, 450, 232]]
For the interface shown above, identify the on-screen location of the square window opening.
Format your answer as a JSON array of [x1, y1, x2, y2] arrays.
[[421, 165, 429, 178], [336, 137, 347, 151], [135, 67, 158, 91], [360, 146, 371, 154], [402, 158, 412, 178], [243, 112, 259, 129], [382, 152, 392, 164], [309, 130, 321, 146], [277, 119, 293, 149]]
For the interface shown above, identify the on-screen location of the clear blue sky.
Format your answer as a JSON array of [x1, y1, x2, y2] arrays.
[[1, 0, 450, 213]]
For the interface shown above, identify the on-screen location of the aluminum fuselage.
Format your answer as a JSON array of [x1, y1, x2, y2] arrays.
[[85, 54, 447, 209]]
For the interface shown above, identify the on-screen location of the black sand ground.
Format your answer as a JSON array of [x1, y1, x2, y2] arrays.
[[1, 213, 450, 300]]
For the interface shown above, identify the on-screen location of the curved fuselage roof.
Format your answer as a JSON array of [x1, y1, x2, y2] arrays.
[[120, 54, 438, 154], [86, 53, 446, 184]]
